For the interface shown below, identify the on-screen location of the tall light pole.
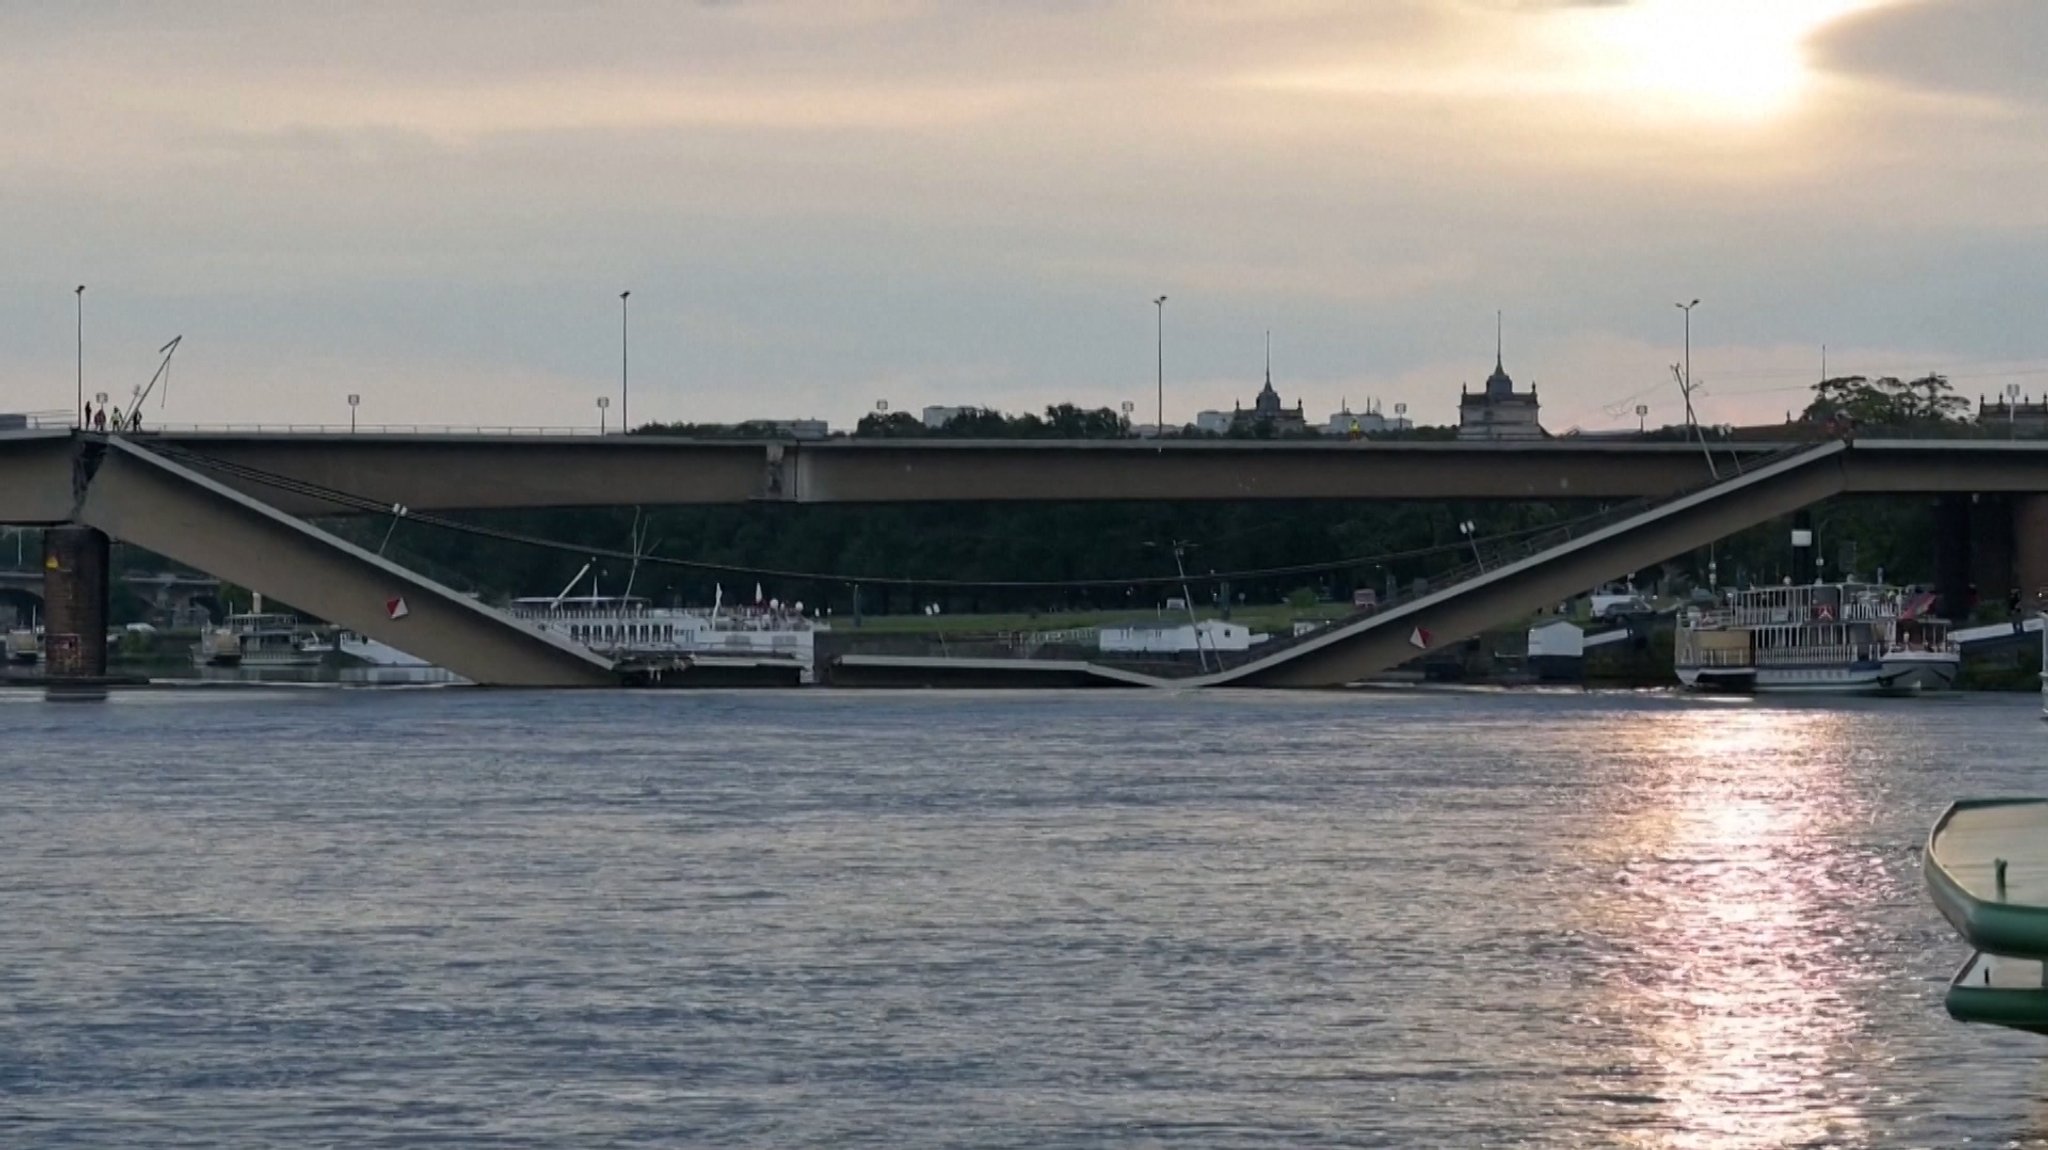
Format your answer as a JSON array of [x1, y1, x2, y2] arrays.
[[1147, 539, 1207, 672], [2008, 383, 2022, 439], [1675, 299, 1716, 479], [1459, 520, 1484, 571], [74, 285, 85, 428], [347, 393, 360, 433], [1153, 295, 1167, 434], [597, 395, 611, 435], [1635, 403, 1649, 434], [619, 290, 631, 434]]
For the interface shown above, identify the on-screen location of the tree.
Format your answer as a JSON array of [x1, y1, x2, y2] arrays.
[[1801, 373, 1967, 429], [853, 411, 928, 438]]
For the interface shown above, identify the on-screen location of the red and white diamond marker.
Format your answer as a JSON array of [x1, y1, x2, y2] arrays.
[[386, 596, 410, 620], [1408, 626, 1431, 649]]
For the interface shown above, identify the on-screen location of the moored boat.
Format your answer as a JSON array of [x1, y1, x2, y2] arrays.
[[509, 591, 827, 683], [1676, 582, 1958, 695], [190, 611, 321, 668], [1926, 799, 2048, 1034]]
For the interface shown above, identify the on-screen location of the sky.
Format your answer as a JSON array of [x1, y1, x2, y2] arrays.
[[5, 0, 2046, 433]]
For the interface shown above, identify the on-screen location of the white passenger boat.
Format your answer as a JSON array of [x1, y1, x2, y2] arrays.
[[509, 589, 827, 682], [1676, 582, 1959, 695]]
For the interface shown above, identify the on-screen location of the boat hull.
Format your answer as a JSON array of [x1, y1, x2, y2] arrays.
[[1678, 654, 1958, 696]]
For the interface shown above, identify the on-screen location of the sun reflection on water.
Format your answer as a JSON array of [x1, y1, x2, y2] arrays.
[[1596, 705, 1873, 1148]]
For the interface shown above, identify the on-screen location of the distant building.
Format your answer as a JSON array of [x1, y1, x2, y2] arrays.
[[921, 405, 968, 429], [1099, 619, 1266, 655], [1194, 410, 1233, 435], [1325, 399, 1411, 437], [1230, 335, 1308, 435], [1978, 395, 2048, 436], [1457, 320, 1544, 441]]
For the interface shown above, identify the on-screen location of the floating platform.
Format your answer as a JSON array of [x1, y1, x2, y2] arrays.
[[1926, 799, 2048, 1032]]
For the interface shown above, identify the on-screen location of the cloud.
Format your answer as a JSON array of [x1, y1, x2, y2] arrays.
[[0, 0, 2042, 435], [1815, 0, 2048, 110]]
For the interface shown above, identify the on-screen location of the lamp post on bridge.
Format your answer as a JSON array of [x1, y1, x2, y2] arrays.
[[1459, 520, 1484, 572], [1635, 403, 1649, 434], [619, 290, 631, 434], [1153, 295, 1167, 435], [1145, 539, 1207, 673], [74, 285, 85, 429], [347, 393, 360, 434], [1674, 299, 1718, 480], [597, 395, 610, 435], [2008, 383, 2022, 439]]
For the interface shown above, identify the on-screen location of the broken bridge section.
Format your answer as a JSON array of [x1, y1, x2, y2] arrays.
[[77, 437, 618, 687], [1203, 440, 1853, 689]]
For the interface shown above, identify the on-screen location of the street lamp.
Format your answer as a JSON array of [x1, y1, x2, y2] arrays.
[[347, 393, 360, 433], [1153, 295, 1167, 434], [74, 285, 85, 428], [1120, 399, 1136, 435], [1674, 299, 1717, 480], [597, 394, 611, 435], [1458, 520, 1484, 571], [619, 290, 631, 433], [1635, 403, 1649, 434], [2007, 382, 2022, 438], [1393, 401, 1408, 433], [1145, 539, 1207, 673]]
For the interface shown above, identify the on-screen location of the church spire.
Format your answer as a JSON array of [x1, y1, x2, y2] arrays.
[[1484, 310, 1515, 399], [1265, 330, 1272, 387]]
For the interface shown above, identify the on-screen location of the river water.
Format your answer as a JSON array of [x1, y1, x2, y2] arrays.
[[3, 687, 2046, 1147]]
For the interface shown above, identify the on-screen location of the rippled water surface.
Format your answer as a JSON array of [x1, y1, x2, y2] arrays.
[[5, 687, 2048, 1147]]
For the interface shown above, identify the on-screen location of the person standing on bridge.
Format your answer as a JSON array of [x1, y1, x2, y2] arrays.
[[110, 407, 122, 433], [92, 405, 106, 432]]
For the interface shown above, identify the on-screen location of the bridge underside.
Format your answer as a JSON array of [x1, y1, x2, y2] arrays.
[[75, 439, 617, 687]]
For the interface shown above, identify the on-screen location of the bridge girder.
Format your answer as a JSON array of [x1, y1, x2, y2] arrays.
[[75, 438, 617, 687]]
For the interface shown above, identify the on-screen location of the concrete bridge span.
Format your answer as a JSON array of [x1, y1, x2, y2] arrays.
[[116, 432, 2048, 514], [1199, 441, 1851, 688], [143, 433, 1757, 513], [73, 438, 617, 687]]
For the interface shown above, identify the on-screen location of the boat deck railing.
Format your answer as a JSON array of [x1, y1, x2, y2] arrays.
[[1754, 643, 1879, 667]]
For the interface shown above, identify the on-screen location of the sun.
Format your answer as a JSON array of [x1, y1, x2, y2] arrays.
[[1548, 0, 1892, 122]]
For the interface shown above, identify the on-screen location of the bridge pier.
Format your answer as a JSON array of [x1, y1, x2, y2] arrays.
[[1933, 494, 2048, 619], [1934, 495, 1971, 618], [2015, 494, 2048, 615], [41, 526, 109, 678], [1969, 495, 2016, 613]]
